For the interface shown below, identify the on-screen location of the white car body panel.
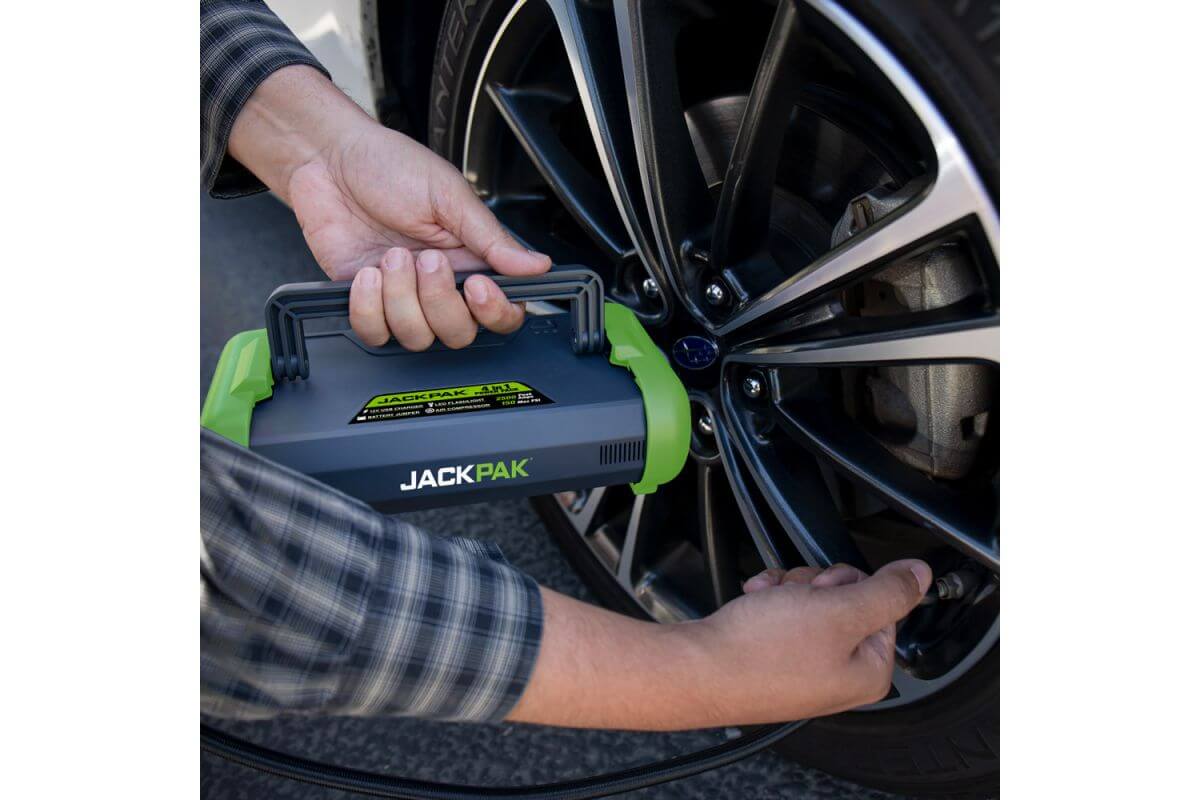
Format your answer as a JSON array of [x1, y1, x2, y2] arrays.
[[268, 0, 380, 118]]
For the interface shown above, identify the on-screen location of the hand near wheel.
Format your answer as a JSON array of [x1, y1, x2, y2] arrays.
[[227, 64, 551, 350], [508, 559, 931, 730], [724, 560, 932, 719]]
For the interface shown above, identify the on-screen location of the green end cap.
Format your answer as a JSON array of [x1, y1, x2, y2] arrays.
[[604, 302, 690, 494], [200, 329, 274, 446]]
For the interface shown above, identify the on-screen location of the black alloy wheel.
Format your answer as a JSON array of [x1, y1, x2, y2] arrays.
[[429, 1, 999, 796]]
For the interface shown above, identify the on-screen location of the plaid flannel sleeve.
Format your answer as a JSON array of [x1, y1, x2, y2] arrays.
[[200, 0, 331, 197], [200, 429, 543, 722]]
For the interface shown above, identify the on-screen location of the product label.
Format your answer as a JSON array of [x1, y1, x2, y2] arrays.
[[350, 381, 553, 425]]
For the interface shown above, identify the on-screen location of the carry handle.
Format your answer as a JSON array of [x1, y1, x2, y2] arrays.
[[265, 268, 605, 381]]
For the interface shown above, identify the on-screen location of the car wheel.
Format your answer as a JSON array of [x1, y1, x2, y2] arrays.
[[429, 1, 999, 796]]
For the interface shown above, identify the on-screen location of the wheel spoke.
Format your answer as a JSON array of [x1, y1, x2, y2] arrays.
[[694, 393, 785, 570], [559, 486, 608, 536], [485, 193, 611, 265], [544, 0, 667, 294], [770, 394, 999, 572], [697, 462, 741, 607], [486, 83, 634, 262], [616, 493, 647, 588], [614, 0, 716, 305], [729, 315, 999, 368], [715, 0, 999, 337], [710, 0, 804, 269], [720, 384, 867, 570]]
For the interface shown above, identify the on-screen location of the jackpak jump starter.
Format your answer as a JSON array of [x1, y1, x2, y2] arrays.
[[201, 268, 689, 510], [199, 268, 809, 798]]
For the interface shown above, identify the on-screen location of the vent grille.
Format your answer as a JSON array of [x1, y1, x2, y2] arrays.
[[600, 439, 644, 465]]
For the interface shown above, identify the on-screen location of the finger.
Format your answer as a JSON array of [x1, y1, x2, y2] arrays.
[[779, 567, 822, 586], [380, 248, 435, 351], [828, 559, 933, 640], [742, 568, 786, 593], [855, 623, 897, 671], [415, 249, 478, 349], [846, 624, 897, 705], [463, 274, 525, 335], [439, 175, 551, 275], [811, 563, 869, 588], [349, 267, 390, 347], [441, 247, 487, 272]]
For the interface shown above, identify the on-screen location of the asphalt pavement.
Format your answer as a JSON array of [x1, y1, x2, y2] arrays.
[[200, 190, 891, 799]]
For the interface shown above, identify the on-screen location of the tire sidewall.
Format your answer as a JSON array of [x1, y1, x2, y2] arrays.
[[429, 0, 520, 167]]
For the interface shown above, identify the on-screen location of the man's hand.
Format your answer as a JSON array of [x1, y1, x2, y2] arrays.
[[506, 559, 931, 730], [228, 65, 551, 350], [701, 560, 929, 721]]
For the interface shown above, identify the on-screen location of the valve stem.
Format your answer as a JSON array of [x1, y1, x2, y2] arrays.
[[919, 569, 982, 606]]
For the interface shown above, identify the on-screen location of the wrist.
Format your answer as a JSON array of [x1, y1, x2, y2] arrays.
[[227, 64, 372, 203], [507, 588, 738, 730], [669, 617, 742, 725]]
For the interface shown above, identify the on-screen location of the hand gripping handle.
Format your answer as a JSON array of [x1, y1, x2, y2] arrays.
[[264, 268, 605, 381]]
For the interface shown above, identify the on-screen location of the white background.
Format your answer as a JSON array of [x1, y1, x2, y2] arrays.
[[0, 1, 1196, 796]]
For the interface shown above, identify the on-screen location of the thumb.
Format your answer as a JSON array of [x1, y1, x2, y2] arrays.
[[442, 175, 551, 275], [832, 559, 932, 640]]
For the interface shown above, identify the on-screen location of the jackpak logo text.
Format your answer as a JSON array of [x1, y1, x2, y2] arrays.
[[399, 459, 531, 491]]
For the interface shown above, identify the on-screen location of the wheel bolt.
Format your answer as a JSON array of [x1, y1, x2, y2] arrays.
[[704, 281, 728, 306], [742, 372, 764, 399], [697, 414, 714, 436], [641, 277, 660, 298]]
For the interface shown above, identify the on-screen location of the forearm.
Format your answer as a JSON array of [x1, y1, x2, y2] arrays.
[[227, 64, 372, 204], [506, 587, 732, 731]]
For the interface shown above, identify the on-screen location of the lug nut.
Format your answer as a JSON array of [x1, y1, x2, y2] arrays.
[[742, 372, 764, 399], [641, 277, 660, 298], [697, 414, 714, 436], [704, 281, 728, 306]]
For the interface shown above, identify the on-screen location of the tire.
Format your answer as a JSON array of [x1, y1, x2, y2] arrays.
[[429, 2, 999, 797]]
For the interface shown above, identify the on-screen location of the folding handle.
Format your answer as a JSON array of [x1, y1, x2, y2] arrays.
[[265, 268, 605, 381]]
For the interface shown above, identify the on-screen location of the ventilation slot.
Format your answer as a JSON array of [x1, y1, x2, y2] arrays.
[[600, 439, 644, 465]]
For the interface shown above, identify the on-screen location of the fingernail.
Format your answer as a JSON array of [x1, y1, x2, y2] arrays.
[[382, 250, 406, 272], [418, 252, 442, 274], [521, 248, 551, 266], [907, 561, 933, 594], [359, 268, 379, 288], [465, 278, 489, 304]]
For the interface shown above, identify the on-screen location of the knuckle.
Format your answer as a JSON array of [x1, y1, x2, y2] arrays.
[[872, 668, 892, 700], [471, 298, 501, 324], [442, 325, 478, 350], [844, 664, 889, 706], [400, 332, 435, 351], [354, 323, 389, 348], [861, 673, 890, 704], [494, 304, 524, 332], [391, 321, 434, 351]]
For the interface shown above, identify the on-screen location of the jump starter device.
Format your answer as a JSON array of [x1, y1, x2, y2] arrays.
[[201, 268, 689, 511], [199, 267, 808, 798]]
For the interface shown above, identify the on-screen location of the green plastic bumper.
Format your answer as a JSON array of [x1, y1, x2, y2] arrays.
[[200, 329, 274, 446], [604, 302, 690, 494]]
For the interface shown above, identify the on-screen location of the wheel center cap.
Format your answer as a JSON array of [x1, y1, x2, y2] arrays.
[[671, 335, 720, 370]]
